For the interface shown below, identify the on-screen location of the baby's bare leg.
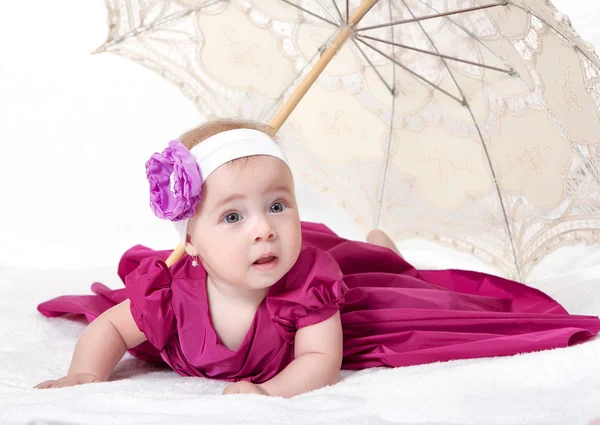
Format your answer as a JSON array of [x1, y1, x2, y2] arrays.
[[367, 229, 403, 258]]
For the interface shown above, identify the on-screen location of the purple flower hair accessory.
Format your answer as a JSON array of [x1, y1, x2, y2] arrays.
[[145, 140, 203, 221]]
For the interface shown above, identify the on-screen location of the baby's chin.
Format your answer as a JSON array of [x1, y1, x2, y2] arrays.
[[248, 271, 288, 289], [247, 262, 295, 288]]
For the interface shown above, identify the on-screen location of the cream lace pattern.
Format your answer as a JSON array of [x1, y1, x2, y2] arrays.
[[99, 0, 600, 280]]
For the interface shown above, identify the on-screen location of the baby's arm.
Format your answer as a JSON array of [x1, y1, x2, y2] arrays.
[[35, 299, 147, 389], [258, 312, 343, 398]]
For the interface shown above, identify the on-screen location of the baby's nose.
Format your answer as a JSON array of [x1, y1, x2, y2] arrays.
[[254, 219, 276, 242]]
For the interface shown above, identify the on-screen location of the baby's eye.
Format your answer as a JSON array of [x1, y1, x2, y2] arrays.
[[223, 212, 242, 223], [269, 202, 286, 214]]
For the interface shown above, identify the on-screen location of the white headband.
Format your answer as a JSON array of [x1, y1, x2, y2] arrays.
[[174, 128, 289, 243]]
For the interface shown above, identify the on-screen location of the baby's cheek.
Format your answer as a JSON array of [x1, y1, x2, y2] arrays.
[[291, 225, 303, 253], [204, 246, 238, 273], [282, 230, 302, 269]]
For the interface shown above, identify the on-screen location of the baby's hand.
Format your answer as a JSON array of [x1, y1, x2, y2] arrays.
[[223, 381, 270, 396], [34, 373, 100, 389]]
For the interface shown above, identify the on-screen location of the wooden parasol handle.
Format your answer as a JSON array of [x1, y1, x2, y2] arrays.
[[164, 0, 377, 267]]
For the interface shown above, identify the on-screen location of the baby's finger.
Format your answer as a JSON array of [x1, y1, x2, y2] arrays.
[[34, 380, 56, 389]]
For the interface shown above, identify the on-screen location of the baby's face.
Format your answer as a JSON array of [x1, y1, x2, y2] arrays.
[[186, 156, 302, 290]]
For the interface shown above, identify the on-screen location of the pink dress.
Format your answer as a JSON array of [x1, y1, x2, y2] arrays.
[[37, 222, 600, 383]]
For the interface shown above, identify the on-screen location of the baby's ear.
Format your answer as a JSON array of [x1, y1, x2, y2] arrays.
[[184, 235, 197, 257]]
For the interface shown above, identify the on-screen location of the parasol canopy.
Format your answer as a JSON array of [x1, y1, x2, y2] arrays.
[[96, 0, 600, 280]]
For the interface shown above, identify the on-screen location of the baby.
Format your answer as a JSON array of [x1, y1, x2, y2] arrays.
[[36, 119, 398, 397], [36, 119, 600, 397]]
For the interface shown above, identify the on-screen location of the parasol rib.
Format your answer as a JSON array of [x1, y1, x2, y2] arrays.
[[505, 4, 600, 189], [269, 0, 378, 131], [375, 0, 399, 228], [346, 0, 349, 24], [401, 0, 522, 280], [356, 1, 508, 32], [166, 0, 380, 265], [508, 2, 599, 66], [279, 0, 339, 27], [330, 0, 344, 23], [351, 38, 394, 94], [414, 0, 600, 191], [353, 0, 380, 27], [356, 37, 465, 105], [316, 0, 342, 24], [356, 34, 514, 74]]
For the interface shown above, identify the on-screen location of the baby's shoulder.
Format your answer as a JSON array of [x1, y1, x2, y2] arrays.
[[266, 247, 346, 342], [284, 246, 343, 288], [268, 246, 344, 301]]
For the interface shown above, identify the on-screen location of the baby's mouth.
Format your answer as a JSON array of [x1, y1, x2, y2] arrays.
[[254, 256, 277, 265], [252, 255, 279, 271]]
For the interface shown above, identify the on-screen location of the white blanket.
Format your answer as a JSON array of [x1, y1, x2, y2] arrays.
[[1, 1, 600, 423], [2, 253, 599, 425]]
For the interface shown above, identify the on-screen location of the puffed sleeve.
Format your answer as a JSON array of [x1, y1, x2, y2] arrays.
[[267, 247, 346, 343], [125, 256, 175, 350]]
